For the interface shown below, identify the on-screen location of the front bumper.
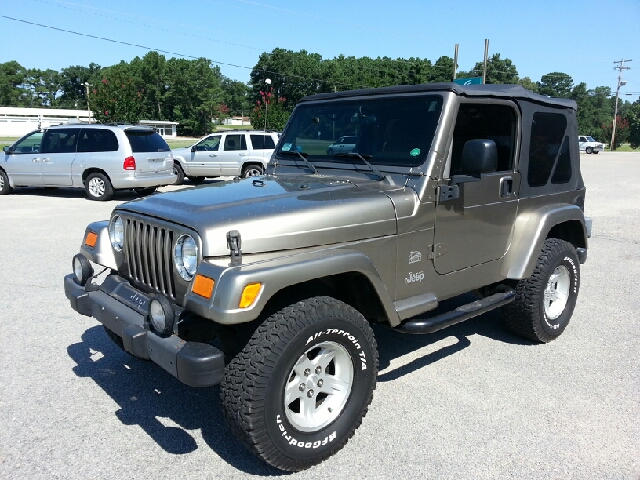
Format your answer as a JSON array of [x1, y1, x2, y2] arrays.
[[64, 274, 224, 387]]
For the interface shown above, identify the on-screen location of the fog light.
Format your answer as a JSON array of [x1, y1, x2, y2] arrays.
[[147, 296, 175, 337], [73, 254, 93, 286]]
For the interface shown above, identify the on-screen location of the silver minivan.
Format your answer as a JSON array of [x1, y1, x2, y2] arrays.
[[0, 124, 176, 200]]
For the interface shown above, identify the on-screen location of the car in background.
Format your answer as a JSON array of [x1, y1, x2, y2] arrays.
[[579, 135, 604, 154], [326, 135, 357, 155], [171, 130, 279, 184], [1, 124, 175, 200]]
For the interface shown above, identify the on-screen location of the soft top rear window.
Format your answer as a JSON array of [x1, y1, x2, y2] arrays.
[[125, 130, 170, 152]]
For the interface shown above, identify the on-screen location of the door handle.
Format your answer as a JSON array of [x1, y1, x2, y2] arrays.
[[239, 153, 248, 156], [32, 158, 40, 162], [41, 158, 51, 163], [500, 176, 513, 197], [208, 154, 217, 157]]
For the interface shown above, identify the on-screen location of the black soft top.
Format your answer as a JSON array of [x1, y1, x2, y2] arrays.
[[299, 83, 576, 110]]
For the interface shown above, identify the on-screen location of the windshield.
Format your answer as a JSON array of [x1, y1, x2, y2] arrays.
[[277, 95, 443, 167], [586, 136, 596, 142]]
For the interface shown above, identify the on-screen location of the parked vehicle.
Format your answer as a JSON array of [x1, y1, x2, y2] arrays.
[[326, 135, 357, 155], [0, 124, 175, 200], [578, 135, 604, 154], [171, 130, 279, 184], [65, 83, 590, 471]]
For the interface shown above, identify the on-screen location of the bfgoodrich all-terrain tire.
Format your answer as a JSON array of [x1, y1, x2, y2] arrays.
[[502, 238, 580, 343], [221, 296, 378, 471]]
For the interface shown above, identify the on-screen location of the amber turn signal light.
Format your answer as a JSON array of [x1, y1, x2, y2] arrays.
[[84, 231, 98, 248], [239, 283, 262, 308], [192, 274, 215, 299]]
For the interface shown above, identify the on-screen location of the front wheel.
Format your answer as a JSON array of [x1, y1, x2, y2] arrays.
[[221, 296, 378, 472], [502, 238, 580, 343], [0, 169, 12, 195], [188, 176, 205, 184], [85, 172, 113, 201], [585, 146, 593, 154], [173, 162, 185, 185]]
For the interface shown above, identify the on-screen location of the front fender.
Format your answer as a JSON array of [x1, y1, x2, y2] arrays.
[[184, 248, 400, 326], [78, 220, 118, 270], [501, 204, 587, 279]]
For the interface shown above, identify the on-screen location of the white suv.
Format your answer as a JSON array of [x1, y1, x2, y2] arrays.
[[578, 135, 604, 154], [171, 130, 279, 183], [1, 124, 175, 200]]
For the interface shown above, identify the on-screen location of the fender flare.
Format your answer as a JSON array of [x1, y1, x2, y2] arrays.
[[501, 204, 587, 279], [185, 248, 400, 326]]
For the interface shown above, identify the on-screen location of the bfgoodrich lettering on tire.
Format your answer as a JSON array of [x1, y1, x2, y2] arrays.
[[503, 238, 580, 343], [221, 296, 378, 472]]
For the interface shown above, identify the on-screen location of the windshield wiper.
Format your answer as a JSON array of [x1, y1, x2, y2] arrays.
[[278, 150, 317, 174], [334, 153, 385, 181]]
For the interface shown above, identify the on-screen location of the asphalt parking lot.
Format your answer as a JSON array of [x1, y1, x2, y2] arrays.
[[1, 152, 639, 480]]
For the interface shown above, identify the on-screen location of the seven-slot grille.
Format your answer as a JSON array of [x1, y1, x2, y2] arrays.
[[123, 217, 176, 299]]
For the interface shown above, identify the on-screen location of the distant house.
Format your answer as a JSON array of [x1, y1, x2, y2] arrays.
[[0, 107, 178, 138], [219, 116, 251, 126]]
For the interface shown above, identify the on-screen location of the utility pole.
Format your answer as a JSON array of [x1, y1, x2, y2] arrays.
[[482, 39, 489, 84], [610, 59, 632, 151], [453, 44, 459, 80]]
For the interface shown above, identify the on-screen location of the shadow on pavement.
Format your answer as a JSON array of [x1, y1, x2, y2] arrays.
[[375, 295, 535, 382], [67, 325, 282, 476]]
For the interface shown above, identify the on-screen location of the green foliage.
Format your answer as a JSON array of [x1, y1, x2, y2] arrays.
[[538, 72, 573, 97], [0, 61, 28, 106], [518, 77, 539, 93], [464, 53, 519, 84], [626, 102, 640, 149], [601, 115, 630, 149], [250, 90, 290, 131], [90, 62, 144, 124]]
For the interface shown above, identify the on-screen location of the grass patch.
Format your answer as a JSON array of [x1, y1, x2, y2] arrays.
[[614, 144, 640, 152]]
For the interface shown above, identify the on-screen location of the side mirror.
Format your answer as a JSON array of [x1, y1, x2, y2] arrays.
[[460, 139, 497, 175], [191, 145, 197, 152], [3, 146, 11, 154]]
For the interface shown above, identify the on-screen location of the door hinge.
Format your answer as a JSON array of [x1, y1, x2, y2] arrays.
[[428, 243, 446, 260]]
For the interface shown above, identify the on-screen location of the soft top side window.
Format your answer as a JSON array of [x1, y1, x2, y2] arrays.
[[527, 113, 568, 187], [450, 103, 516, 176]]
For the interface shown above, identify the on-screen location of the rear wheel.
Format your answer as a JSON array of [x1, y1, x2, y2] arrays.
[[221, 296, 378, 471], [502, 238, 580, 343], [85, 172, 113, 201], [593, 150, 599, 154], [241, 164, 263, 178], [0, 169, 12, 195]]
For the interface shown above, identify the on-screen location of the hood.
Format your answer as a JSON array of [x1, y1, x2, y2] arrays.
[[116, 175, 399, 256]]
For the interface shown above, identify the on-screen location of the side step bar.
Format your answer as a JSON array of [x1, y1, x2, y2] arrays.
[[395, 289, 515, 334]]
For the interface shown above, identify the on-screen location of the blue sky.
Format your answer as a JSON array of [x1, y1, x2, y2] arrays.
[[1, 0, 639, 97]]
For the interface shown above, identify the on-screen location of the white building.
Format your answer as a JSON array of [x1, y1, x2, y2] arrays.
[[0, 107, 178, 138]]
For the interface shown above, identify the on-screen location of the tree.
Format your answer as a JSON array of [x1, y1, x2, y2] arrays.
[[221, 78, 252, 117], [538, 72, 573, 98], [250, 90, 289, 131], [57, 63, 102, 109], [91, 62, 145, 124], [518, 77, 539, 93], [601, 115, 629, 149], [466, 53, 519, 84], [0, 61, 28, 106], [430, 56, 455, 83], [626, 101, 640, 148]]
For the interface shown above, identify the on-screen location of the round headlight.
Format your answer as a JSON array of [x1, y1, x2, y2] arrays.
[[174, 234, 198, 281], [109, 215, 124, 251]]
